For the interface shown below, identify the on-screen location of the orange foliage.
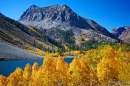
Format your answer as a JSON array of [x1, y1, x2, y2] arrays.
[[0, 75, 7, 86]]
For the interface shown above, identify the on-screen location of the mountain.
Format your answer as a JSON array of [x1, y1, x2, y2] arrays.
[[0, 13, 62, 55], [19, 4, 117, 44], [111, 27, 126, 38], [111, 26, 130, 43]]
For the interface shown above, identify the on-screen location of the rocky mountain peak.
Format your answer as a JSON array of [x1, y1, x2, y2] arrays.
[[29, 4, 40, 10], [19, 4, 117, 44], [61, 4, 72, 12], [19, 4, 90, 29]]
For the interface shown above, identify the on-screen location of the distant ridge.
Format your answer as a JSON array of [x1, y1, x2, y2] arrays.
[[111, 26, 130, 43]]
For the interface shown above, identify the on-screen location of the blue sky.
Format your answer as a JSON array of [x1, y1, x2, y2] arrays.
[[0, 0, 130, 31]]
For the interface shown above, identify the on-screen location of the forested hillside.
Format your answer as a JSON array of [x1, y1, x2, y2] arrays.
[[0, 13, 63, 56]]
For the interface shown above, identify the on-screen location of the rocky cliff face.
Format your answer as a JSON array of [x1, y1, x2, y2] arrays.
[[19, 4, 117, 44], [111, 26, 130, 43]]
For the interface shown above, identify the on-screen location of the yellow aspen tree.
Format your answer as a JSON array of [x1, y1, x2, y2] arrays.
[[31, 55, 53, 86], [116, 48, 130, 82], [29, 62, 39, 86], [93, 46, 116, 68], [79, 57, 91, 86], [32, 62, 39, 76], [86, 49, 97, 68], [68, 57, 92, 86], [90, 67, 98, 85], [36, 55, 56, 86], [7, 67, 24, 86], [0, 75, 7, 86], [30, 68, 45, 86], [97, 56, 119, 84], [23, 64, 31, 85], [77, 54, 84, 59], [68, 58, 81, 86], [55, 56, 69, 85]]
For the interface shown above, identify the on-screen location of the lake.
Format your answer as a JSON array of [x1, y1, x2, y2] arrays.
[[0, 58, 73, 77]]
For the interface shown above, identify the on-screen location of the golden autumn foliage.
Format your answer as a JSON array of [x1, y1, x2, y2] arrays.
[[0, 45, 130, 85], [116, 48, 130, 83], [7, 68, 24, 86], [96, 46, 119, 83], [0, 75, 7, 86], [97, 57, 119, 83], [69, 57, 91, 86], [23, 64, 31, 85]]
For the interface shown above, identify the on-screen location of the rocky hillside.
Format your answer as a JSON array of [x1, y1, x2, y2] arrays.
[[111, 26, 130, 43], [19, 4, 117, 44], [0, 41, 43, 60]]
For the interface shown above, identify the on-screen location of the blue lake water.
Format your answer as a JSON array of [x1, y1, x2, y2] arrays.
[[0, 58, 73, 77]]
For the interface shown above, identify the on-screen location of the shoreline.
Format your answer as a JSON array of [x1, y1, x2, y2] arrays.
[[0, 56, 76, 61], [0, 57, 43, 61]]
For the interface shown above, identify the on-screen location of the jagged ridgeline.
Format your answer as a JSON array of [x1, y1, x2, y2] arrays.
[[19, 4, 118, 45]]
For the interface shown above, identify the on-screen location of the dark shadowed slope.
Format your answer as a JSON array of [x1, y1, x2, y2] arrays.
[[0, 12, 62, 55]]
